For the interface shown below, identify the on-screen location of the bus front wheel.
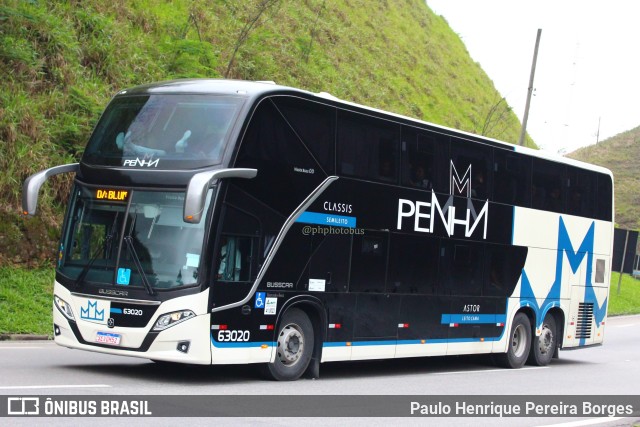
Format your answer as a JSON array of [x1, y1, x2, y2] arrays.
[[527, 313, 556, 366], [496, 312, 531, 369], [262, 308, 314, 381]]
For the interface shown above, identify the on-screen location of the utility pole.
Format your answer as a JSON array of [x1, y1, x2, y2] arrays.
[[518, 29, 542, 146], [596, 117, 601, 144], [617, 229, 630, 295]]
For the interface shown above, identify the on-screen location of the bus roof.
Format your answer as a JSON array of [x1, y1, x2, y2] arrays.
[[116, 79, 613, 178]]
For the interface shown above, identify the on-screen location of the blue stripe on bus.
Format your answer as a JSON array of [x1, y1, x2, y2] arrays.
[[440, 314, 507, 324], [394, 339, 502, 344], [322, 342, 348, 347], [211, 336, 508, 350], [295, 211, 356, 228], [322, 337, 503, 348], [110, 308, 122, 314], [210, 338, 276, 348]]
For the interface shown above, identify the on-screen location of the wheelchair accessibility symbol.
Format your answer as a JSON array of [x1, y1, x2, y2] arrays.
[[255, 292, 266, 309], [117, 268, 131, 285]]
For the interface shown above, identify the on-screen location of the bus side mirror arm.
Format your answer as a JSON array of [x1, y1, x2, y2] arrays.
[[22, 163, 80, 216], [183, 168, 257, 224]]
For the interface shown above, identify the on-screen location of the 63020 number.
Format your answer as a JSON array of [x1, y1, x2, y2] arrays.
[[217, 330, 250, 342]]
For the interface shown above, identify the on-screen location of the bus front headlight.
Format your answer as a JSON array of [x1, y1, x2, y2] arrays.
[[54, 295, 75, 320], [153, 310, 195, 331]]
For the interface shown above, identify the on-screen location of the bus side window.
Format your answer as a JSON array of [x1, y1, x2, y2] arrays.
[[567, 167, 595, 217], [493, 149, 531, 207], [216, 204, 260, 283], [216, 236, 253, 282], [450, 138, 492, 200], [596, 174, 613, 221], [273, 96, 336, 175], [532, 159, 565, 213], [402, 131, 438, 191], [338, 110, 400, 183]]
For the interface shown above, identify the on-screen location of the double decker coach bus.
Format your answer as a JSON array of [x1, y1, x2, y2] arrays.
[[23, 79, 614, 380]]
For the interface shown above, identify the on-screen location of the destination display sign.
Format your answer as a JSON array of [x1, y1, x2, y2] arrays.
[[95, 188, 129, 202]]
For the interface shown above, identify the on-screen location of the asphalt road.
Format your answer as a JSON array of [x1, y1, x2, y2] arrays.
[[2, 314, 640, 426]]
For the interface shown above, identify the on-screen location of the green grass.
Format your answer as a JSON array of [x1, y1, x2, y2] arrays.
[[1, 0, 536, 268], [0, 268, 637, 335], [0, 267, 54, 335], [608, 272, 640, 316], [568, 126, 640, 230]]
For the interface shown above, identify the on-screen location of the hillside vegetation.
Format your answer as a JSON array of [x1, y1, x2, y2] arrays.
[[0, 0, 533, 266], [567, 127, 640, 230]]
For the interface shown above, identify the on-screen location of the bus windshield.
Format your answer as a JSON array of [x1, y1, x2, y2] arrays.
[[82, 94, 244, 169], [58, 184, 212, 290]]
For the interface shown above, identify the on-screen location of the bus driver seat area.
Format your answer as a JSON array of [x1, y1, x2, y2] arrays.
[[175, 128, 226, 160]]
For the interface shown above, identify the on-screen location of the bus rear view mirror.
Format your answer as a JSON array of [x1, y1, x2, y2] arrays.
[[22, 163, 80, 216], [183, 168, 257, 224]]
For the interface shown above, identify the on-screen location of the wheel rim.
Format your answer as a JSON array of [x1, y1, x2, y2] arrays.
[[277, 323, 305, 366], [511, 324, 527, 358], [538, 323, 554, 355]]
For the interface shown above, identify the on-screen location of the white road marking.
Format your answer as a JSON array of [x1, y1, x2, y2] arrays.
[[536, 417, 625, 427], [434, 366, 548, 375], [0, 384, 111, 390]]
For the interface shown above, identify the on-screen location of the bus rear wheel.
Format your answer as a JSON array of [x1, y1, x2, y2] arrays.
[[262, 308, 314, 381], [527, 313, 556, 366], [496, 312, 531, 369]]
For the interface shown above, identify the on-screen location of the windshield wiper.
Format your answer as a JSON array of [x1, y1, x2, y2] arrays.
[[123, 236, 155, 296], [123, 214, 156, 296], [74, 212, 119, 290]]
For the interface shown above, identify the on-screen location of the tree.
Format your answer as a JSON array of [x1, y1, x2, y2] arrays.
[[224, 0, 281, 78], [479, 96, 512, 139]]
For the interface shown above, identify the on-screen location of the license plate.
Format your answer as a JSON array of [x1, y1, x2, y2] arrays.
[[96, 331, 121, 345]]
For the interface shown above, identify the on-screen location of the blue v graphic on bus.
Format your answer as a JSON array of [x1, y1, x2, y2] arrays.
[[117, 268, 131, 285], [255, 292, 266, 309]]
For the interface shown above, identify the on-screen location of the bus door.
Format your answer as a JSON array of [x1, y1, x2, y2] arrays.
[[209, 202, 261, 357]]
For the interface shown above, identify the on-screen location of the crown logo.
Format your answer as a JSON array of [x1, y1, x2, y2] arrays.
[[80, 300, 104, 321]]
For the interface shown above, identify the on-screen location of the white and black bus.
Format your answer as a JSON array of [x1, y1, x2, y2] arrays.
[[23, 80, 614, 380]]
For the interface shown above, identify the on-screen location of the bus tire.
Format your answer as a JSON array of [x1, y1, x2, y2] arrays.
[[496, 312, 531, 369], [527, 313, 556, 366], [262, 308, 314, 381]]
